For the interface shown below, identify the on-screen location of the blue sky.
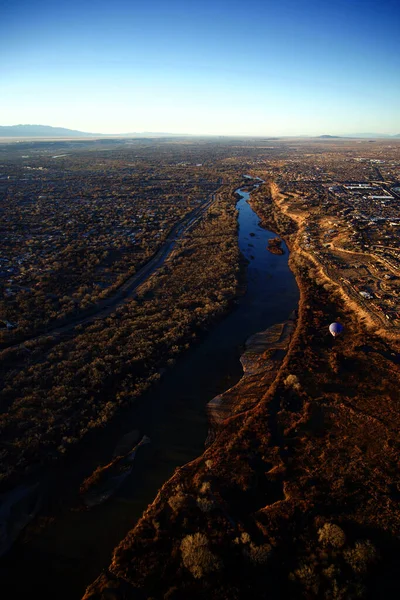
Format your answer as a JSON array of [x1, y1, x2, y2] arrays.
[[1, 0, 399, 135]]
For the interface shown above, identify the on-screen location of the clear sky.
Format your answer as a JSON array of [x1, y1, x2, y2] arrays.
[[1, 0, 399, 135]]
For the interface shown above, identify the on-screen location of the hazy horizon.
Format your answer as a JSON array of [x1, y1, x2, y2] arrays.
[[1, 0, 400, 136], [1, 124, 400, 138]]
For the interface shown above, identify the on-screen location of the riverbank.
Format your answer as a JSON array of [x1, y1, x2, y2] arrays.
[[83, 181, 400, 599], [206, 315, 296, 445], [0, 183, 299, 599], [0, 185, 240, 493]]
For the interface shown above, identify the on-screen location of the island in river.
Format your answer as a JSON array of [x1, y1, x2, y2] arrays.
[[83, 179, 400, 600], [267, 236, 285, 255]]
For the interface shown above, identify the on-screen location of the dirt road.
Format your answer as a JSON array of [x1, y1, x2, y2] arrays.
[[2, 193, 218, 351]]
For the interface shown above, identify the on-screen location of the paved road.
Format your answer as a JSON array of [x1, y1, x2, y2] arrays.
[[2, 193, 218, 350]]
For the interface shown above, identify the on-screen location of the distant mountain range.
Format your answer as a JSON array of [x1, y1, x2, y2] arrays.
[[0, 125, 97, 137], [344, 133, 400, 139], [319, 133, 400, 139], [0, 125, 190, 138], [0, 125, 399, 139]]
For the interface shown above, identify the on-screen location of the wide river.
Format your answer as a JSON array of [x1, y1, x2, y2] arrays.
[[1, 186, 299, 599]]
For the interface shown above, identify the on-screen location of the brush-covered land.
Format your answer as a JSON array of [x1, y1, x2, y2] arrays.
[[0, 148, 222, 342], [84, 178, 400, 600], [1, 137, 400, 599], [0, 180, 241, 489]]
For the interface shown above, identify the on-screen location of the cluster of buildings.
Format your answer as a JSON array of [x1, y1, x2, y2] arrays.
[[268, 141, 400, 328]]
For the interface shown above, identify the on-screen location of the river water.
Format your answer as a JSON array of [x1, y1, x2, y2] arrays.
[[0, 186, 299, 599]]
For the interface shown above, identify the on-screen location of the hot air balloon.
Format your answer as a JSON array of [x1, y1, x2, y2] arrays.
[[329, 322, 344, 337]]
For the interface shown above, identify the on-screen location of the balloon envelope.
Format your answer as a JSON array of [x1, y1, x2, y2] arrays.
[[329, 322, 343, 337]]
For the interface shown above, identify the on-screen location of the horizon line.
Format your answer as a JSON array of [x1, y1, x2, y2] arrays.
[[1, 125, 400, 140]]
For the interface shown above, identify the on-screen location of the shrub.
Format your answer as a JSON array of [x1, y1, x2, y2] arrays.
[[292, 563, 320, 594], [233, 532, 251, 545], [318, 523, 346, 548], [244, 542, 272, 565], [284, 374, 301, 391], [344, 540, 377, 573], [199, 481, 211, 494], [196, 497, 215, 513], [180, 533, 222, 579], [240, 532, 251, 544], [168, 492, 188, 513]]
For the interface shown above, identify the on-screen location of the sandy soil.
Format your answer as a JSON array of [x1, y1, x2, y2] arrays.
[[270, 184, 399, 345]]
